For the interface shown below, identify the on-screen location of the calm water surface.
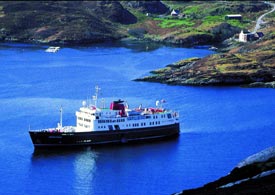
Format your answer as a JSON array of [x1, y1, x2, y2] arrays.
[[0, 42, 274, 195]]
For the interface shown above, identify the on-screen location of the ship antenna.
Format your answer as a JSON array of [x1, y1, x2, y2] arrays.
[[59, 106, 63, 129], [93, 85, 101, 108]]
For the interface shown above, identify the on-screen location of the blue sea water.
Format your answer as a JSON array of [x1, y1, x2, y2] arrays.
[[0, 42, 274, 195]]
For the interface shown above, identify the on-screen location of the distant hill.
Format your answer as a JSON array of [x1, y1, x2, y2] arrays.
[[0, 1, 137, 44], [0, 1, 270, 45]]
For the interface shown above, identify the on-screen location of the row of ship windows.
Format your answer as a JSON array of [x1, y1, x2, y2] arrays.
[[102, 112, 119, 115], [126, 121, 161, 127], [78, 123, 90, 128], [146, 115, 166, 119], [78, 115, 170, 123], [98, 119, 125, 123], [97, 121, 162, 129], [153, 114, 170, 119], [78, 117, 91, 122], [150, 121, 161, 125]]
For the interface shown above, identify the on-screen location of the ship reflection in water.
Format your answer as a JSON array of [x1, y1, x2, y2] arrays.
[[30, 138, 181, 195], [31, 147, 98, 195], [73, 149, 97, 195]]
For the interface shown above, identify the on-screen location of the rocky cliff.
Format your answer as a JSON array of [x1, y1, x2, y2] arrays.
[[174, 146, 275, 195]]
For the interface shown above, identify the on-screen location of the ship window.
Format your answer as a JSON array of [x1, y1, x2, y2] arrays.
[[78, 117, 83, 120], [167, 114, 172, 119], [114, 125, 120, 130], [84, 118, 91, 122]]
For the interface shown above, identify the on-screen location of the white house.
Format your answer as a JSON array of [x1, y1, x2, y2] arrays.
[[239, 30, 264, 42], [239, 30, 254, 42], [171, 9, 179, 17]]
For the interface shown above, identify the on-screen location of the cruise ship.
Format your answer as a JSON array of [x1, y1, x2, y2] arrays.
[[29, 86, 180, 148]]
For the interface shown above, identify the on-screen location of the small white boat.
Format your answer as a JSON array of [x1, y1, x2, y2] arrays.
[[45, 46, 60, 53]]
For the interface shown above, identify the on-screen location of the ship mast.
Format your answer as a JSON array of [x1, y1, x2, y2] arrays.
[[93, 85, 101, 108], [59, 106, 63, 129]]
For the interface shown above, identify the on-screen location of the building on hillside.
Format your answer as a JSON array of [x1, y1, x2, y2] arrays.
[[171, 9, 179, 17], [239, 30, 264, 42], [225, 14, 242, 21], [239, 30, 254, 42]]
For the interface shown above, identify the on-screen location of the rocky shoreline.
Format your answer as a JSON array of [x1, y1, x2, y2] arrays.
[[134, 49, 275, 88], [174, 146, 275, 195]]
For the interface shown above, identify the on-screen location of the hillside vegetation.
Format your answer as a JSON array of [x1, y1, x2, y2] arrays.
[[135, 23, 275, 87], [134, 1, 275, 88], [0, 1, 136, 44], [130, 1, 269, 45], [0, 1, 270, 45]]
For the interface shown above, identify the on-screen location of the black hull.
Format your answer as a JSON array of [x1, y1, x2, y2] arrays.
[[29, 123, 180, 148]]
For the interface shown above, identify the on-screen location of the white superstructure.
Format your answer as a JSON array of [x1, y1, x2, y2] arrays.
[[75, 103, 179, 132], [74, 86, 179, 132]]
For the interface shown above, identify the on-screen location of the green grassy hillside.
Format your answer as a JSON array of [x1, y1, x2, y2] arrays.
[[0, 1, 271, 45], [135, 23, 275, 87]]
